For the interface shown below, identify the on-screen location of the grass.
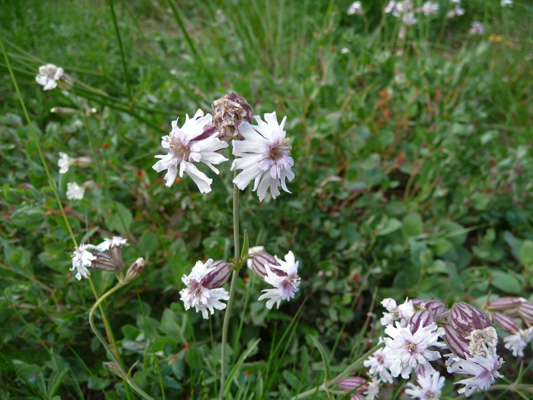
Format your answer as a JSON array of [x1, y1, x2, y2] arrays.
[[1, 0, 532, 398]]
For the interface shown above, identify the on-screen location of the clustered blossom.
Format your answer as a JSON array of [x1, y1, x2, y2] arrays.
[[347, 1, 364, 16], [153, 109, 228, 193], [232, 112, 295, 201], [179, 259, 230, 319], [257, 251, 300, 309], [380, 297, 414, 327], [405, 369, 445, 400], [71, 244, 97, 280], [66, 182, 85, 200], [36, 64, 66, 91], [58, 152, 92, 174]]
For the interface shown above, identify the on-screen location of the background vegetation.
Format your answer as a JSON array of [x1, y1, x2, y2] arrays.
[[0, 0, 532, 398]]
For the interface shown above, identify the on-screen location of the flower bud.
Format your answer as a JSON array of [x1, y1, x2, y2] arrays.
[[82, 180, 97, 190], [338, 377, 368, 392], [410, 310, 436, 334], [212, 92, 253, 142], [91, 252, 122, 272], [450, 303, 491, 333], [518, 302, 533, 324], [444, 323, 471, 359], [124, 257, 146, 283], [249, 252, 285, 280], [58, 74, 74, 90], [487, 297, 525, 311], [492, 312, 520, 334], [202, 260, 230, 289], [413, 299, 448, 316], [51, 107, 78, 115], [103, 362, 126, 379]]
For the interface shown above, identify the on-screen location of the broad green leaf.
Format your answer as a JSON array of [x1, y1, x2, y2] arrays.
[[402, 212, 423, 239]]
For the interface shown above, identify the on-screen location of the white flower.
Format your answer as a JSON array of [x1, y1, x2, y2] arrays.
[[466, 327, 498, 358], [66, 182, 85, 200], [385, 1, 402, 17], [97, 236, 128, 251], [153, 109, 228, 193], [341, 47, 350, 54], [380, 297, 415, 327], [246, 246, 266, 269], [402, 12, 418, 26], [58, 152, 74, 174], [384, 322, 445, 379], [501, 0, 513, 6], [71, 244, 97, 280], [447, 6, 465, 18], [36, 64, 65, 91], [347, 1, 364, 15], [232, 112, 295, 201], [446, 354, 503, 397], [503, 327, 533, 357], [405, 370, 445, 400], [363, 347, 393, 384], [365, 378, 380, 400], [258, 251, 300, 309], [422, 2, 439, 16], [469, 22, 484, 35], [180, 259, 230, 319]]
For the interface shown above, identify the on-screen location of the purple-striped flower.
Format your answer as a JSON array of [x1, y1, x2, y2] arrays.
[[446, 353, 503, 397], [180, 259, 230, 319]]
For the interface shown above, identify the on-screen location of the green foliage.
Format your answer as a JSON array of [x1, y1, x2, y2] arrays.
[[1, 0, 532, 398]]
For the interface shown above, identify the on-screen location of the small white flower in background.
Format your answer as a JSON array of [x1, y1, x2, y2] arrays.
[[97, 236, 128, 251], [347, 1, 364, 16], [384, 1, 401, 17], [180, 259, 230, 319], [363, 347, 393, 384], [58, 152, 75, 174], [405, 370, 445, 400], [380, 297, 415, 327], [153, 109, 228, 193], [384, 322, 445, 379], [258, 251, 300, 309], [36, 64, 65, 91], [341, 47, 350, 54], [469, 22, 484, 35], [446, 353, 503, 397], [402, 12, 418, 26], [501, 0, 513, 6], [232, 112, 295, 201], [451, 0, 461, 3], [503, 327, 533, 357], [66, 182, 85, 200], [421, 1, 439, 16], [71, 244, 97, 280], [365, 377, 380, 400], [447, 6, 465, 18]]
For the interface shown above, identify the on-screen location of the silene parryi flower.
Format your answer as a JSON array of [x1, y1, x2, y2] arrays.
[[421, 1, 439, 16], [380, 297, 415, 327], [58, 152, 92, 174], [66, 182, 85, 200], [347, 1, 364, 16], [36, 64, 73, 91], [501, 0, 513, 7], [153, 109, 228, 193], [249, 250, 300, 309], [232, 112, 295, 201], [469, 22, 484, 36], [71, 244, 97, 280], [180, 259, 231, 319], [405, 369, 445, 400]]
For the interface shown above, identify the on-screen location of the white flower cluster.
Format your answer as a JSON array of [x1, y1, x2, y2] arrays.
[[70, 236, 128, 280], [153, 109, 295, 201]]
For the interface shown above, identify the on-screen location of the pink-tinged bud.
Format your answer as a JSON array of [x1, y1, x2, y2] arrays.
[[51, 107, 78, 115], [249, 252, 285, 280], [487, 297, 525, 311], [124, 257, 146, 283], [202, 260, 231, 289], [338, 377, 368, 392], [414, 299, 448, 316], [91, 252, 122, 272], [75, 156, 93, 169], [518, 302, 533, 324], [450, 303, 491, 333], [410, 310, 436, 334], [108, 246, 123, 268], [492, 312, 520, 334], [212, 92, 253, 142], [444, 323, 471, 359]]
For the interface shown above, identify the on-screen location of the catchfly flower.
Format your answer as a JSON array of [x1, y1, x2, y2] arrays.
[[66, 182, 85, 200], [405, 370, 445, 400], [97, 236, 128, 251], [503, 327, 533, 357], [257, 251, 300, 309], [153, 109, 228, 193], [232, 112, 295, 201], [380, 297, 415, 327], [58, 152, 74, 174], [446, 353, 503, 397], [36, 64, 65, 91], [71, 244, 97, 280], [180, 259, 230, 319]]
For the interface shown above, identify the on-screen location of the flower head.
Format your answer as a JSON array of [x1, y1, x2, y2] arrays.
[[257, 251, 300, 309], [469, 22, 484, 36], [66, 182, 85, 200], [232, 112, 295, 201], [405, 370, 445, 400], [212, 92, 253, 142], [503, 327, 533, 357], [347, 2, 364, 16], [58, 152, 74, 174], [402, 12, 418, 26], [180, 259, 230, 319], [71, 244, 97, 280], [501, 0, 513, 6], [422, 1, 439, 16], [384, 322, 445, 379], [153, 110, 228, 193], [380, 297, 415, 327], [446, 353, 503, 397], [97, 236, 128, 252], [363, 347, 393, 384], [36, 64, 66, 91]]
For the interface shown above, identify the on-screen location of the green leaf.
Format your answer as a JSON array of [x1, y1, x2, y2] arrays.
[[240, 230, 249, 260], [402, 212, 423, 239], [109, 202, 133, 234], [376, 217, 401, 236], [10, 206, 44, 229], [139, 231, 158, 258], [519, 240, 533, 267], [490, 270, 522, 295], [223, 338, 260, 397], [308, 335, 331, 381]]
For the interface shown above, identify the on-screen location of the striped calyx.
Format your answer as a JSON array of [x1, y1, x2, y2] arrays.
[[492, 312, 520, 334], [410, 310, 436, 334], [450, 303, 491, 333], [487, 297, 525, 311], [249, 252, 285, 280], [202, 260, 231, 289]]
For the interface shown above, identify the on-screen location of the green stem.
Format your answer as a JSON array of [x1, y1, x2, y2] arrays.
[[219, 174, 240, 399], [108, 0, 132, 100], [289, 343, 384, 400], [490, 384, 533, 393], [89, 283, 155, 400]]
